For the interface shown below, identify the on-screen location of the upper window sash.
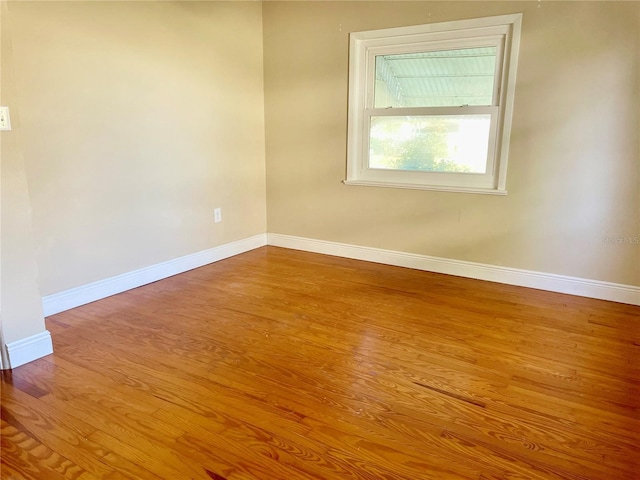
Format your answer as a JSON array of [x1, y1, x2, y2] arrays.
[[365, 36, 506, 109]]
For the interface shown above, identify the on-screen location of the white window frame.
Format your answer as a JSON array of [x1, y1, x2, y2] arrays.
[[345, 14, 522, 195]]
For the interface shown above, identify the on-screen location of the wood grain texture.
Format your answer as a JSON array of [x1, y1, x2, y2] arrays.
[[2, 246, 639, 480]]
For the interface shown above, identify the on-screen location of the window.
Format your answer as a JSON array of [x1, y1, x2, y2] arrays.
[[345, 14, 522, 194]]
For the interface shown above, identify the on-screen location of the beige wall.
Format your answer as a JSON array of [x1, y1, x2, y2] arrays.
[[6, 1, 267, 297], [1, 1, 47, 349], [264, 1, 640, 286]]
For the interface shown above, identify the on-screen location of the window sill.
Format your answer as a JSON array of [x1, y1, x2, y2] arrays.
[[342, 179, 508, 195]]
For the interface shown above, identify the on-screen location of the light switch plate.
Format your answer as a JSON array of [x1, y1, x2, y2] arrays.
[[0, 106, 11, 131]]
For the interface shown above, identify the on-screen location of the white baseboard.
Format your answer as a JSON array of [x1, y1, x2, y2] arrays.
[[42, 234, 267, 316], [40, 231, 640, 318], [5, 331, 54, 369], [267, 233, 640, 306]]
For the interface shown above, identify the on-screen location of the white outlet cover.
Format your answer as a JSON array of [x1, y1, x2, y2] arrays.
[[0, 106, 11, 131]]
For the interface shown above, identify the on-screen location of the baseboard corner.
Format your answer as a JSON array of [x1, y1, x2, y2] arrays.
[[4, 330, 54, 370]]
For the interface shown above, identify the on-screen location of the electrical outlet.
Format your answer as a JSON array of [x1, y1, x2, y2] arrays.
[[0, 106, 11, 131], [214, 208, 222, 223]]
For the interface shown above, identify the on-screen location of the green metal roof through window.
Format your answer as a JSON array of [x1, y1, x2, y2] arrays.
[[374, 47, 498, 108]]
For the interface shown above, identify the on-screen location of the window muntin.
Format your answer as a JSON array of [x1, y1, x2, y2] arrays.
[[346, 15, 522, 194]]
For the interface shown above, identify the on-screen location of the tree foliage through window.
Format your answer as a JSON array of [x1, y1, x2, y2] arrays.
[[369, 117, 472, 173]]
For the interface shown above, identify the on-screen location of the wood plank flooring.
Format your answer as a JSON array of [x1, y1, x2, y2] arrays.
[[1, 246, 639, 480]]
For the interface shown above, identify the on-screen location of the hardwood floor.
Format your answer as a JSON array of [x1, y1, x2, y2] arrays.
[[1, 246, 639, 480]]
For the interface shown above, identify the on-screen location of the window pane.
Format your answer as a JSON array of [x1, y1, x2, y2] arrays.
[[374, 47, 497, 108], [369, 115, 491, 173]]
